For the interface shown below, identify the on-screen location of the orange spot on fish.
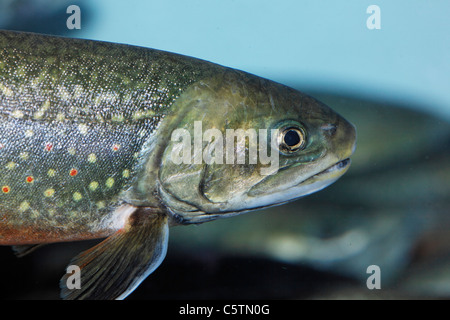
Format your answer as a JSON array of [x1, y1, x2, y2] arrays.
[[2, 186, 10, 193], [45, 143, 53, 151], [112, 144, 120, 151], [26, 176, 34, 183], [69, 169, 78, 177]]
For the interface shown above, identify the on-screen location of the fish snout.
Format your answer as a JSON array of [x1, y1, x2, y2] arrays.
[[323, 115, 357, 161]]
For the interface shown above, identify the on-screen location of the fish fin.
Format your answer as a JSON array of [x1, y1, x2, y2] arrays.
[[12, 244, 46, 257], [59, 208, 169, 300]]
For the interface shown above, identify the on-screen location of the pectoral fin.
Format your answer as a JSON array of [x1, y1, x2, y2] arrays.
[[60, 208, 169, 300]]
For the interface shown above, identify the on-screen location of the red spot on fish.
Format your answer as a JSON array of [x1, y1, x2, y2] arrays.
[[45, 143, 53, 151], [112, 144, 120, 151], [26, 176, 34, 183], [69, 169, 78, 177], [2, 186, 10, 193]]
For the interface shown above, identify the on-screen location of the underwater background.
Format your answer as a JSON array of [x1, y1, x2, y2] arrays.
[[0, 0, 449, 299]]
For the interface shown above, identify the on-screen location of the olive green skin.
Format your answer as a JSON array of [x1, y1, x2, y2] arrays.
[[0, 30, 356, 245], [157, 74, 355, 224], [0, 30, 222, 243]]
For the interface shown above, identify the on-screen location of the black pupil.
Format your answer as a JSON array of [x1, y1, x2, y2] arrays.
[[284, 129, 301, 147]]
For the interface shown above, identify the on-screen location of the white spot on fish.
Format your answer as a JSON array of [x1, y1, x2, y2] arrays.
[[19, 152, 29, 160], [122, 169, 130, 178], [44, 188, 55, 197], [19, 201, 30, 212], [33, 100, 50, 119], [6, 161, 16, 170], [105, 177, 115, 188], [25, 129, 34, 137], [133, 110, 155, 120], [47, 169, 56, 177], [78, 124, 88, 135], [11, 110, 24, 119], [0, 83, 13, 97], [56, 112, 65, 122], [96, 201, 106, 209], [89, 181, 99, 191], [73, 192, 83, 201], [87, 153, 97, 163]]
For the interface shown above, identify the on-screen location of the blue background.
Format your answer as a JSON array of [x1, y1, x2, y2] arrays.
[[76, 0, 450, 120]]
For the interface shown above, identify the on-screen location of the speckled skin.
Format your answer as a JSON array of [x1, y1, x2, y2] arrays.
[[0, 30, 220, 243], [0, 30, 356, 247], [0, 30, 357, 299]]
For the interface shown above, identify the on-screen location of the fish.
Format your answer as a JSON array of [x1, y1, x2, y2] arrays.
[[0, 30, 356, 299]]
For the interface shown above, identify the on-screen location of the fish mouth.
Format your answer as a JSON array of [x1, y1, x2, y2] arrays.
[[303, 158, 351, 184], [164, 158, 353, 225], [245, 157, 352, 208], [289, 157, 351, 194]]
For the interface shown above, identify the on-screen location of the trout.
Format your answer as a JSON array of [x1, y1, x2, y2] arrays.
[[0, 30, 356, 299]]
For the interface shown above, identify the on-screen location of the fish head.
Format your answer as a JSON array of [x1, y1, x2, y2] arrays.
[[158, 70, 356, 223]]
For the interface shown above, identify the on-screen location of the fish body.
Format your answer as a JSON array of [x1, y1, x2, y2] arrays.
[[0, 30, 221, 244], [0, 30, 356, 299]]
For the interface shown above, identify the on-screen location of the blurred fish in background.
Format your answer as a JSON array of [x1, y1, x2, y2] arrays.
[[0, 0, 449, 299], [168, 92, 450, 299]]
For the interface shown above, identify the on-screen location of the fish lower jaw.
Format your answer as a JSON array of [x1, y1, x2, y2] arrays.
[[302, 158, 351, 184], [161, 158, 352, 224], [287, 158, 351, 194], [245, 176, 340, 210], [228, 158, 352, 212]]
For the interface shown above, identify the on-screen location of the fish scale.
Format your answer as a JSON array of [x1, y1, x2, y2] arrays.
[[0, 30, 356, 299], [0, 30, 215, 242], [1, 106, 137, 232]]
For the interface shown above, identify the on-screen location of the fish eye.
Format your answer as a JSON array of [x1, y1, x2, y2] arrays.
[[278, 126, 306, 153]]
